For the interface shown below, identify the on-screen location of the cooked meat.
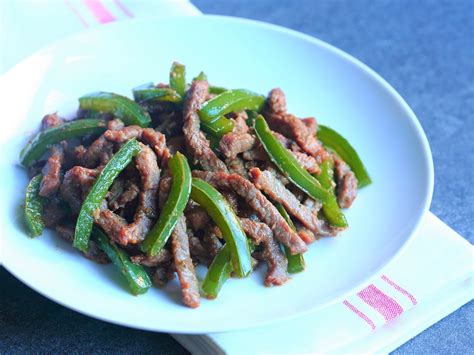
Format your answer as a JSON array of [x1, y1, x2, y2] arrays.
[[141, 128, 171, 163], [202, 225, 223, 258], [55, 225, 109, 264], [117, 144, 160, 245], [167, 136, 185, 154], [303, 197, 323, 214], [41, 113, 64, 130], [107, 118, 125, 131], [170, 216, 200, 308], [225, 156, 248, 178], [104, 125, 143, 143], [60, 166, 101, 212], [334, 155, 358, 208], [82, 135, 113, 167], [228, 111, 249, 133], [42, 199, 66, 228], [94, 208, 128, 243], [240, 218, 288, 286], [291, 149, 320, 174], [183, 80, 228, 172], [109, 180, 140, 211], [242, 145, 268, 161], [295, 223, 316, 243], [39, 145, 64, 197], [266, 88, 287, 116], [158, 175, 172, 208], [131, 249, 171, 267], [192, 170, 307, 254], [249, 168, 323, 234], [301, 117, 317, 135], [151, 266, 175, 287], [219, 132, 255, 159], [185, 207, 211, 231]]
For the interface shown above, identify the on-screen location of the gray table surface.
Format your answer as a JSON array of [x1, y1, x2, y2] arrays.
[[1, 0, 472, 353]]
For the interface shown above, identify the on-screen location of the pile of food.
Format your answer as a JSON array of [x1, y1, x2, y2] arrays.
[[21, 62, 371, 308]]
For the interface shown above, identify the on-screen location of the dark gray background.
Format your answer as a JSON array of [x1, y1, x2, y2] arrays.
[[1, 0, 472, 353]]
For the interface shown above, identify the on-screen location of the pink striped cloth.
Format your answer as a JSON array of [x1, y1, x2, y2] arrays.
[[2, 2, 472, 353]]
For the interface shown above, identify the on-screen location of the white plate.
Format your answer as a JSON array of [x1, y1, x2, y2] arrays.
[[0, 16, 433, 334]]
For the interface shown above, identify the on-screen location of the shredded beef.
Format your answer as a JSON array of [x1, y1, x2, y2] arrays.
[[192, 170, 306, 254], [291, 149, 320, 174], [185, 207, 211, 231], [131, 249, 171, 267], [117, 144, 160, 245], [39, 145, 64, 197], [94, 208, 128, 242], [170, 216, 200, 308], [42, 199, 66, 228], [104, 125, 143, 143], [183, 80, 227, 172], [41, 113, 64, 130], [240, 218, 288, 286], [219, 132, 255, 159], [266, 88, 287, 116], [83, 135, 113, 168], [107, 118, 124, 131], [249, 168, 323, 234], [334, 155, 358, 208], [60, 166, 101, 212], [109, 180, 140, 211], [225, 156, 248, 178], [202, 226, 223, 258]]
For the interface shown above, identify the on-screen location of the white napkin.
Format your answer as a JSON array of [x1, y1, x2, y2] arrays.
[[2, 1, 472, 353]]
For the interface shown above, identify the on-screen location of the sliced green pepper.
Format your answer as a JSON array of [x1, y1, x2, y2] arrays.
[[20, 119, 106, 167], [74, 139, 142, 252], [275, 203, 305, 273], [141, 152, 192, 256], [317, 125, 372, 188], [198, 89, 265, 123], [254, 115, 347, 227], [190, 178, 252, 278], [314, 158, 347, 225], [79, 92, 151, 127], [201, 244, 233, 299], [200, 117, 235, 137], [169, 62, 186, 96], [132, 87, 182, 104], [193, 71, 207, 82], [24, 174, 45, 237], [93, 227, 151, 295], [209, 86, 227, 95]]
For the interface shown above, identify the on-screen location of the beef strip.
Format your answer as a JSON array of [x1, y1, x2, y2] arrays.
[[183, 80, 227, 172], [55, 225, 109, 264], [225, 156, 248, 178], [170, 216, 200, 308], [240, 218, 288, 286], [266, 88, 287, 115], [192, 170, 307, 254], [291, 149, 321, 174], [107, 118, 125, 131], [219, 132, 255, 159], [333, 154, 358, 208], [104, 125, 143, 143], [39, 145, 64, 197], [94, 208, 128, 243], [117, 144, 160, 245], [83, 135, 113, 167], [242, 145, 268, 161], [249, 168, 324, 235], [60, 166, 101, 213], [202, 225, 223, 258], [185, 207, 211, 231], [131, 249, 172, 267], [109, 180, 140, 211], [158, 176, 172, 208], [41, 113, 64, 130], [42, 198, 67, 228], [141, 128, 171, 165]]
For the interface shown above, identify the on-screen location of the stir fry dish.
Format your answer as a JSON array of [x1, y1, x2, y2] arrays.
[[20, 62, 371, 308]]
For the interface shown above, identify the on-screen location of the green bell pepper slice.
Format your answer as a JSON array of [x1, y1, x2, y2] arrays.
[[24, 174, 45, 237]]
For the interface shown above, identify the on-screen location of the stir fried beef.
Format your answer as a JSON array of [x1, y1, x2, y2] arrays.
[[240, 218, 288, 286], [170, 216, 200, 308], [183, 80, 228, 172], [25, 67, 364, 308], [192, 170, 307, 254], [334, 154, 358, 208], [39, 145, 64, 197]]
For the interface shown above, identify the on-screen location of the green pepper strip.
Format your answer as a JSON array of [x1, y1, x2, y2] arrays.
[[73, 139, 142, 252], [190, 178, 252, 278], [314, 158, 347, 224], [200, 118, 234, 137], [254, 115, 347, 227], [79, 92, 151, 127], [275, 203, 305, 273], [317, 125, 372, 188], [20, 119, 106, 167], [198, 89, 265, 123], [201, 244, 233, 299], [93, 227, 151, 295], [132, 88, 182, 104], [169, 62, 186, 96], [193, 71, 207, 82], [209, 86, 227, 95], [24, 174, 45, 237], [141, 152, 192, 256]]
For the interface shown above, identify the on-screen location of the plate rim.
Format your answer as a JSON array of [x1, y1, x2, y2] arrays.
[[1, 14, 434, 334]]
